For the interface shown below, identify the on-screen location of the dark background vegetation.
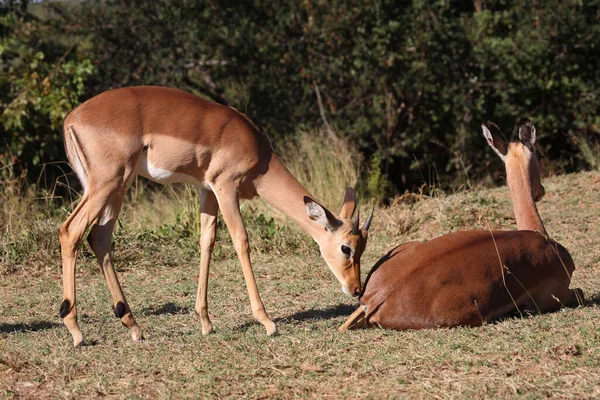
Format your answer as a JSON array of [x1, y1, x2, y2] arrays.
[[1, 0, 599, 196]]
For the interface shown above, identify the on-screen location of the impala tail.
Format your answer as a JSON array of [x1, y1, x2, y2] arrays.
[[63, 124, 89, 194]]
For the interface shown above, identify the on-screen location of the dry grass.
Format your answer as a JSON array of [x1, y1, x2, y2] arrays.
[[248, 129, 363, 231], [282, 130, 361, 208], [1, 143, 600, 398], [1, 129, 354, 273], [575, 134, 600, 171]]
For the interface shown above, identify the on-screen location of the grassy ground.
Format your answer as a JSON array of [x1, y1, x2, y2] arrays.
[[1, 167, 599, 398]]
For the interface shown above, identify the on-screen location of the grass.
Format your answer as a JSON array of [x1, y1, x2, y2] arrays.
[[1, 136, 600, 397], [575, 133, 600, 171]]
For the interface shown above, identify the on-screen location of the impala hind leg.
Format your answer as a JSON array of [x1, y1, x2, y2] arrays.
[[87, 189, 143, 342], [533, 282, 581, 313], [195, 189, 219, 335], [212, 185, 277, 336], [59, 193, 111, 347]]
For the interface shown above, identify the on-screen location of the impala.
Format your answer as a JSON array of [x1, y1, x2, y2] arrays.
[[59, 86, 373, 346], [339, 119, 582, 331]]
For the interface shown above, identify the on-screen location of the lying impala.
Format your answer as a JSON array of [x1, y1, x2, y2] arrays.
[[340, 119, 582, 331], [59, 86, 373, 346]]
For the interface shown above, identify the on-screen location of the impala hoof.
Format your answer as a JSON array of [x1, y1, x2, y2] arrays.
[[73, 334, 85, 348], [131, 325, 144, 341], [201, 323, 213, 336], [568, 288, 585, 307], [265, 322, 278, 336]]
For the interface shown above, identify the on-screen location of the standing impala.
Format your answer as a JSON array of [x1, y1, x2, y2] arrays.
[[340, 119, 582, 331], [59, 86, 372, 346]]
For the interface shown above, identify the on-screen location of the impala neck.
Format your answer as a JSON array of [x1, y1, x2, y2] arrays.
[[506, 164, 547, 236], [255, 155, 328, 242]]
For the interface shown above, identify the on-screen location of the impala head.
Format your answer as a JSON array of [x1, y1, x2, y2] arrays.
[[304, 188, 373, 298], [482, 119, 545, 202]]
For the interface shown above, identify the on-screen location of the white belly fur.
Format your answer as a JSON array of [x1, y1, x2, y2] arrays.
[[135, 150, 206, 188]]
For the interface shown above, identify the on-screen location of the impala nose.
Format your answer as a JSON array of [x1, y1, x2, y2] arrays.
[[342, 285, 361, 298]]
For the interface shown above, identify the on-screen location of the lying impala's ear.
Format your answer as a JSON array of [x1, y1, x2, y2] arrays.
[[518, 118, 536, 150], [482, 122, 508, 162], [339, 187, 357, 219], [304, 197, 339, 231]]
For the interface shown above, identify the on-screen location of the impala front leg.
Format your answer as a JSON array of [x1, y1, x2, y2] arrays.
[[212, 185, 277, 336], [195, 189, 219, 335]]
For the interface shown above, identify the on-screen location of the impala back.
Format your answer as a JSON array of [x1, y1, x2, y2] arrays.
[[359, 230, 575, 330]]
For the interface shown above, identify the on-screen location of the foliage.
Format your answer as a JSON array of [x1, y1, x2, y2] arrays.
[[363, 153, 388, 201], [574, 134, 600, 171], [0, 3, 94, 178], [280, 129, 361, 208], [2, 0, 600, 192]]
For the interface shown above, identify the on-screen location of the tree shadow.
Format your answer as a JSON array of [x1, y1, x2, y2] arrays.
[[0, 321, 61, 334], [141, 302, 190, 316], [235, 303, 357, 331]]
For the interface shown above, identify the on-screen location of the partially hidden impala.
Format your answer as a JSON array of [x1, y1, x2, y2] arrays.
[[59, 86, 373, 346], [340, 119, 582, 331]]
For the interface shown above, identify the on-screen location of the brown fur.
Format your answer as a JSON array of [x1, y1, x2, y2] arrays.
[[59, 86, 372, 346], [359, 230, 576, 330], [340, 120, 582, 332]]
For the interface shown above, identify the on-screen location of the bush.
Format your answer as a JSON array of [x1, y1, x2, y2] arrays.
[[2, 0, 600, 193]]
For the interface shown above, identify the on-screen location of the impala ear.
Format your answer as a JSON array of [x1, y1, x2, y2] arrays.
[[339, 187, 357, 219], [482, 122, 508, 161], [304, 196, 339, 231], [518, 118, 536, 150]]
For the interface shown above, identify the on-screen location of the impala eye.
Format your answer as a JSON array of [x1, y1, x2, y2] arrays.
[[341, 245, 351, 256]]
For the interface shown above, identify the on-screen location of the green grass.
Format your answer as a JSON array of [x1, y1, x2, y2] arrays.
[[1, 147, 600, 397]]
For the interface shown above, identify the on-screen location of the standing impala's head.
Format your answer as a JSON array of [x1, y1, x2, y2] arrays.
[[482, 118, 545, 202], [303, 188, 373, 298]]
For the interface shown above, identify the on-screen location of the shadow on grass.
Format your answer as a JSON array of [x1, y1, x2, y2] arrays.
[[141, 302, 190, 316], [585, 291, 600, 306], [0, 321, 60, 334], [277, 304, 357, 323], [490, 290, 600, 325], [235, 303, 357, 331]]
